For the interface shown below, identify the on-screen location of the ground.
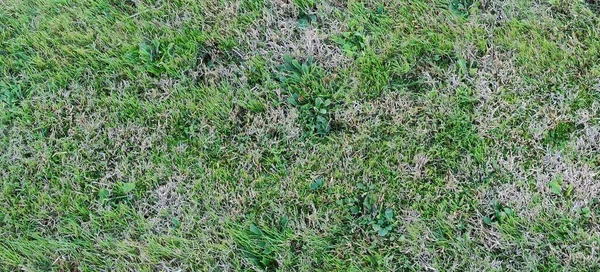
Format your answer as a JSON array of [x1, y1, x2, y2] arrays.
[[2, 0, 600, 271]]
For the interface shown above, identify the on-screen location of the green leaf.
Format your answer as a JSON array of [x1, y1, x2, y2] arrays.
[[171, 217, 181, 228], [310, 178, 324, 190], [483, 216, 493, 225], [287, 96, 297, 106], [283, 55, 295, 71], [291, 59, 302, 70], [298, 17, 309, 28], [98, 188, 110, 200], [249, 224, 263, 235], [280, 216, 289, 229], [549, 178, 562, 195], [138, 42, 153, 62], [378, 228, 389, 236], [504, 208, 515, 217], [565, 184, 574, 197], [301, 63, 309, 74], [384, 208, 394, 221], [457, 58, 467, 74], [121, 183, 136, 194], [498, 211, 507, 222], [581, 207, 592, 218]]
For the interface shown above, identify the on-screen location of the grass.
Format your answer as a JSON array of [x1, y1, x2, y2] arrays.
[[2, 0, 600, 270]]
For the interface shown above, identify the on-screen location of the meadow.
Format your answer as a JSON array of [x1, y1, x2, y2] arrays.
[[2, 0, 600, 270]]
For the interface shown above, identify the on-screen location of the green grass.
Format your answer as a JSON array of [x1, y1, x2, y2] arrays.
[[2, 0, 600, 270]]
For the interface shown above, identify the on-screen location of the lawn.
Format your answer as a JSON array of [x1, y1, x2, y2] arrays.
[[2, 0, 600, 270]]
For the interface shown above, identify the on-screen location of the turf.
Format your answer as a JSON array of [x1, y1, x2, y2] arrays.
[[2, 0, 600, 271]]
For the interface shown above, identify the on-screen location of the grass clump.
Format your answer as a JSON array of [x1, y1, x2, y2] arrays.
[[544, 122, 578, 147], [279, 55, 336, 136], [231, 222, 291, 270]]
